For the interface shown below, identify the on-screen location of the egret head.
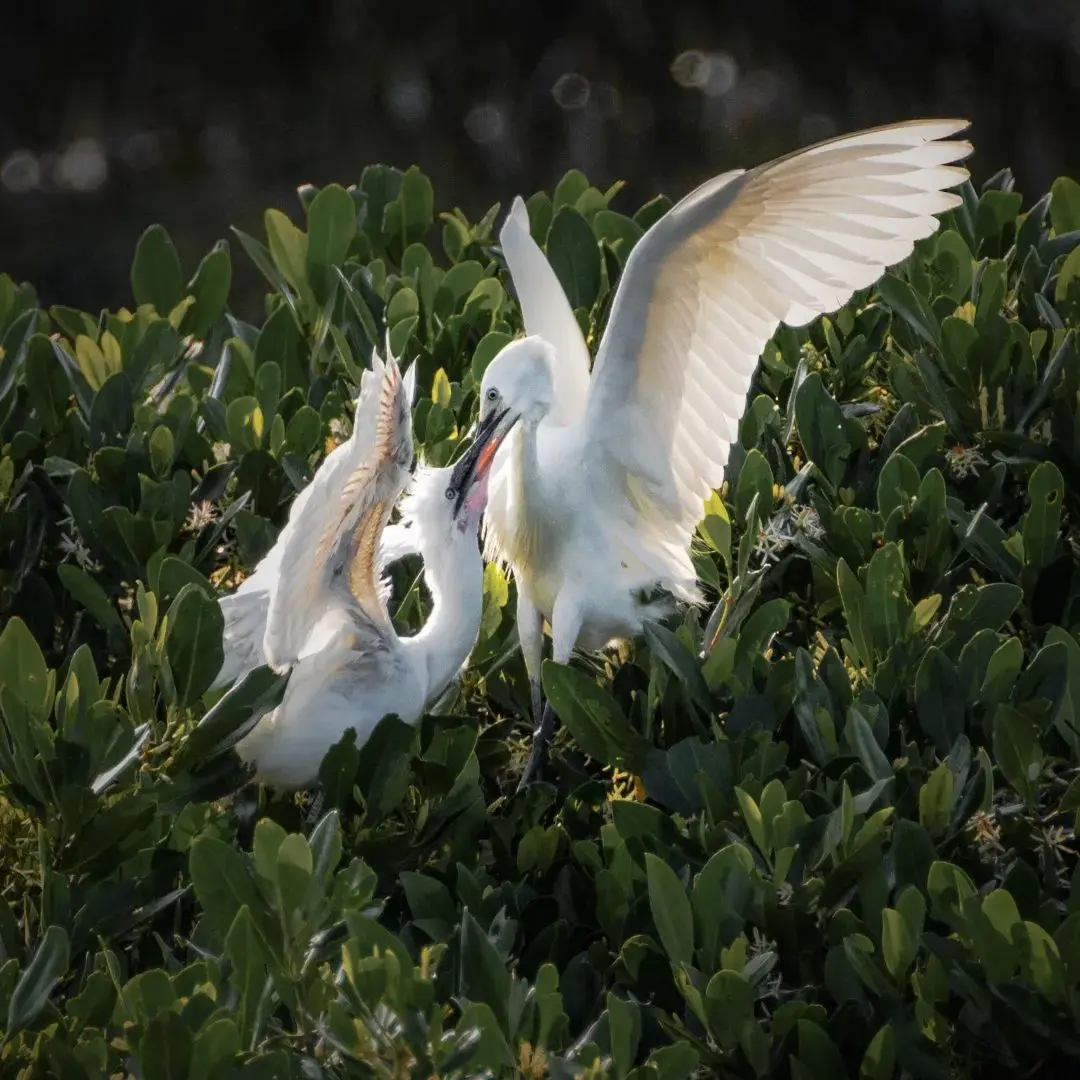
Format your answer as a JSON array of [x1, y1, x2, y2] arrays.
[[399, 407, 515, 547], [478, 335, 556, 428]]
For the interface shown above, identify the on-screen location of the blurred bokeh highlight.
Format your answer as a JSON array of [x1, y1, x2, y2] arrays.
[[3, 0, 1078, 318]]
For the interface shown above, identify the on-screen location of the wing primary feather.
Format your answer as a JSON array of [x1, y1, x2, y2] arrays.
[[262, 351, 413, 671], [579, 117, 971, 569]]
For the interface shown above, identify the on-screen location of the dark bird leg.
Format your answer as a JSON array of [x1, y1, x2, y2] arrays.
[[517, 591, 581, 790], [517, 700, 557, 790]]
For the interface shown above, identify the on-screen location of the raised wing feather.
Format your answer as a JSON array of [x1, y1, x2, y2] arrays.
[[581, 118, 972, 580], [500, 196, 592, 425], [212, 365, 388, 688], [262, 349, 415, 672]]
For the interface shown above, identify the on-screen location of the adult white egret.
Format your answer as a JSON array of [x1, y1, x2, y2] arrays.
[[210, 353, 421, 692], [232, 351, 520, 788], [477, 118, 974, 785]]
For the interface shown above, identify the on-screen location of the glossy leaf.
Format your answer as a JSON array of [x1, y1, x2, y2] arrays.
[[131, 224, 184, 315], [6, 926, 69, 1035], [546, 207, 601, 311], [644, 853, 693, 966], [542, 659, 648, 773]]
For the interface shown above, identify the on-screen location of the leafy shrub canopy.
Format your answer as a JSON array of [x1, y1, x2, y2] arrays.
[[2, 162, 1080, 1078]]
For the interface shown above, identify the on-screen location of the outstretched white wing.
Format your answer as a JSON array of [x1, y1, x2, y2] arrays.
[[499, 196, 592, 426], [263, 348, 415, 671], [580, 118, 971, 563], [211, 366, 390, 691]]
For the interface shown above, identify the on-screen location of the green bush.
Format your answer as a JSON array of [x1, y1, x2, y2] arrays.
[[1, 160, 1080, 1078]]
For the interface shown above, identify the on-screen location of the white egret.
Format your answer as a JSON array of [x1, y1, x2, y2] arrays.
[[477, 118, 974, 785], [210, 353, 421, 692], [231, 351, 520, 788]]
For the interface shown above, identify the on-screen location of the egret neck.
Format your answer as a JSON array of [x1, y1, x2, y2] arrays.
[[511, 417, 547, 568], [399, 525, 485, 699]]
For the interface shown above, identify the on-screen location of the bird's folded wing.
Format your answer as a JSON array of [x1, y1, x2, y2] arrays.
[[500, 195, 592, 425], [581, 118, 972, 552], [263, 351, 415, 670]]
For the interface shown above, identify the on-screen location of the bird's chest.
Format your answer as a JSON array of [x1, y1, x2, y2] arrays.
[[520, 560, 563, 620]]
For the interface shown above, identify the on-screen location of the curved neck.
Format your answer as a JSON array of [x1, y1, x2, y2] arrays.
[[401, 535, 484, 702], [512, 417, 543, 515]]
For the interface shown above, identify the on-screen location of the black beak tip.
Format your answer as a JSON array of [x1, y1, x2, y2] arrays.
[[448, 406, 512, 517]]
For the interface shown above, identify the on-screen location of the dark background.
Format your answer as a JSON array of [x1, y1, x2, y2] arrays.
[[3, 0, 1078, 320]]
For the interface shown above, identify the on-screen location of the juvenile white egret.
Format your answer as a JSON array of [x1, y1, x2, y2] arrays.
[[210, 353, 421, 692], [478, 118, 974, 785], [233, 353, 520, 788]]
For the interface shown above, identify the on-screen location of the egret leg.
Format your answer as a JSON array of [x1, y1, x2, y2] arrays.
[[517, 590, 584, 790], [518, 702, 557, 790], [516, 589, 545, 729]]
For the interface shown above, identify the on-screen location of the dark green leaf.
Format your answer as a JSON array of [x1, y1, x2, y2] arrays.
[[546, 208, 601, 311], [991, 704, 1042, 808], [183, 240, 232, 338], [458, 908, 511, 1036], [383, 166, 434, 253], [0, 616, 49, 720], [644, 853, 693, 966], [542, 659, 648, 773], [190, 1017, 241, 1077], [131, 224, 184, 315], [225, 906, 267, 1047], [188, 836, 281, 963], [165, 583, 225, 709], [57, 564, 125, 639], [306, 183, 358, 302], [795, 372, 852, 486], [878, 272, 939, 346], [1050, 177, 1080, 235], [845, 706, 892, 784], [642, 620, 712, 712], [139, 1009, 193, 1080], [6, 925, 69, 1035], [1022, 460, 1063, 570]]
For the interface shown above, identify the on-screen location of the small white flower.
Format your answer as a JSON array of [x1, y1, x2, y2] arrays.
[[56, 513, 98, 572], [328, 417, 350, 441], [791, 504, 824, 540], [185, 500, 217, 532], [967, 809, 1004, 860], [753, 513, 791, 565], [945, 444, 988, 480], [775, 881, 795, 905], [747, 926, 777, 958], [211, 442, 231, 464]]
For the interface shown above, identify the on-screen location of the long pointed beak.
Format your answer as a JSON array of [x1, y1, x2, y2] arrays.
[[449, 406, 518, 517]]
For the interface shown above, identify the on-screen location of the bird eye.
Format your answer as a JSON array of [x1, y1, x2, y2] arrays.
[[444, 486, 456, 501], [485, 387, 499, 402]]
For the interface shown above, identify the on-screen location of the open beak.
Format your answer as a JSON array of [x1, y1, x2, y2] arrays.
[[449, 406, 519, 518]]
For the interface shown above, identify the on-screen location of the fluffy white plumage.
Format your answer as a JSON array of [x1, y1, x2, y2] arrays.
[[230, 353, 513, 789], [478, 118, 974, 750]]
